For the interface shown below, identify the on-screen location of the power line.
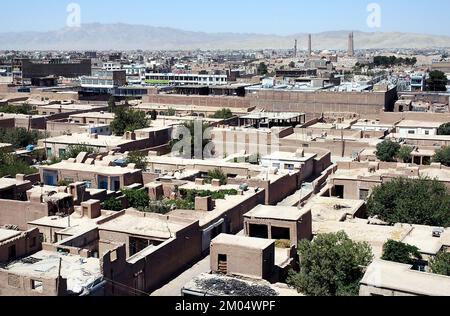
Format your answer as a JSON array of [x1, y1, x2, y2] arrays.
[[102, 277, 151, 296]]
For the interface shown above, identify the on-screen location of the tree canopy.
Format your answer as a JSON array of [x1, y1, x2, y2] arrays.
[[121, 188, 150, 211], [60, 143, 97, 160], [110, 107, 150, 136], [125, 151, 148, 170], [0, 128, 42, 149], [397, 145, 413, 163], [434, 146, 450, 167], [381, 240, 422, 264], [367, 177, 450, 227], [257, 62, 268, 75], [438, 123, 450, 136], [426, 70, 448, 92], [429, 251, 450, 276], [210, 108, 233, 119], [0, 103, 36, 115], [375, 140, 401, 162], [287, 231, 373, 296], [0, 149, 37, 178], [373, 56, 417, 67]]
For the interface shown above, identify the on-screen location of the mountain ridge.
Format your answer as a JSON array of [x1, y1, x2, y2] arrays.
[[1, 23, 450, 51]]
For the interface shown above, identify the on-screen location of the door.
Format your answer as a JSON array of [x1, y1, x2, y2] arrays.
[[8, 245, 16, 261], [218, 254, 228, 274]]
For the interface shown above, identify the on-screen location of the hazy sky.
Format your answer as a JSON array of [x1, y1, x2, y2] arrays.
[[1, 0, 449, 36]]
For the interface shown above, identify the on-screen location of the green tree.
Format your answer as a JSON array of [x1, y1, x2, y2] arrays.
[[287, 231, 373, 296], [289, 61, 296, 68], [210, 108, 233, 119], [108, 96, 117, 113], [397, 145, 413, 163], [381, 240, 422, 264], [427, 70, 448, 92], [60, 143, 97, 160], [110, 107, 150, 136], [166, 108, 176, 116], [257, 62, 268, 75], [125, 151, 148, 170], [0, 103, 36, 115], [0, 149, 37, 177], [429, 251, 450, 276], [438, 123, 450, 136], [376, 140, 401, 162], [121, 189, 150, 211], [102, 198, 123, 212], [0, 128, 42, 149], [367, 177, 450, 227], [434, 146, 450, 167], [206, 169, 227, 185]]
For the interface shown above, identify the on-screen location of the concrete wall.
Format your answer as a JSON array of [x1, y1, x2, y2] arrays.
[[144, 94, 251, 109], [0, 228, 41, 263], [0, 199, 50, 231], [247, 88, 397, 115], [0, 271, 67, 296], [210, 237, 275, 280], [101, 217, 202, 295]]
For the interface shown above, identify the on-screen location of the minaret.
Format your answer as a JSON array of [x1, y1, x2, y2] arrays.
[[348, 32, 355, 57], [308, 34, 312, 57], [294, 39, 298, 58]]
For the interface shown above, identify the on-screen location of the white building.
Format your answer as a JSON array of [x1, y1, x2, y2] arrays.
[[144, 73, 228, 86], [396, 120, 443, 137]]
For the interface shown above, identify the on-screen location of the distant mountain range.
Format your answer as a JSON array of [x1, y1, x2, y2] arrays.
[[1, 23, 450, 51]]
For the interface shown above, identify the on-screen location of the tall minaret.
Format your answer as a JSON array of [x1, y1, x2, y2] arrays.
[[308, 34, 312, 57], [348, 32, 355, 57], [294, 39, 298, 58]]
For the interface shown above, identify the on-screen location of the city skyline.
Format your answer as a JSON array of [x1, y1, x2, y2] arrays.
[[1, 0, 450, 36]]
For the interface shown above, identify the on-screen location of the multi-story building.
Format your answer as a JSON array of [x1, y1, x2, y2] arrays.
[[144, 73, 228, 86]]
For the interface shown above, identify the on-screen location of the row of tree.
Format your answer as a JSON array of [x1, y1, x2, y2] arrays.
[[376, 139, 450, 167]]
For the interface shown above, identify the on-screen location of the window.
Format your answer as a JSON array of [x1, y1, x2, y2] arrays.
[[8, 245, 16, 261], [248, 224, 269, 239], [424, 130, 430, 135], [285, 164, 295, 170], [359, 189, 370, 201], [46, 148, 53, 157], [30, 237, 37, 248], [408, 130, 415, 135], [84, 180, 92, 188], [58, 148, 66, 157], [31, 280, 43, 293], [271, 227, 290, 240]]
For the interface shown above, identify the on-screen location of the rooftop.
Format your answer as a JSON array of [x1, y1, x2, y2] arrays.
[[212, 234, 274, 250], [303, 196, 365, 222], [396, 120, 444, 128], [0, 177, 30, 191], [41, 161, 141, 176], [401, 225, 449, 255], [69, 112, 115, 120], [261, 151, 316, 163], [0, 228, 21, 243], [98, 211, 189, 240], [3, 250, 102, 295], [244, 205, 309, 222], [41, 133, 138, 147], [313, 221, 412, 258], [361, 259, 450, 296]]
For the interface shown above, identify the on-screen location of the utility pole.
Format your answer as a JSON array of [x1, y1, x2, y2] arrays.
[[56, 257, 62, 295]]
